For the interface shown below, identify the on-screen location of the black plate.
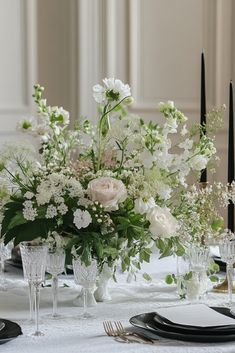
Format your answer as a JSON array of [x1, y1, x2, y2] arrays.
[[0, 319, 22, 345], [0, 338, 15, 345], [153, 309, 235, 335], [130, 307, 235, 343], [213, 256, 226, 272]]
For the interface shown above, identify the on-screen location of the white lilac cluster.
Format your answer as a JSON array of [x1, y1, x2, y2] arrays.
[[23, 200, 37, 221], [35, 173, 83, 207]]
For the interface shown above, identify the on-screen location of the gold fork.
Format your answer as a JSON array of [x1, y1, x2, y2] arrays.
[[103, 321, 155, 344]]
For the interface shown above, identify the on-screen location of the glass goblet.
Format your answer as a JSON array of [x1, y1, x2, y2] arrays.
[[0, 241, 13, 291], [219, 241, 235, 309], [46, 248, 65, 318], [73, 258, 97, 319], [20, 242, 48, 336]]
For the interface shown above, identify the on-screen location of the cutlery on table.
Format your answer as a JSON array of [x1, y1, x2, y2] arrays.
[[103, 320, 158, 344]]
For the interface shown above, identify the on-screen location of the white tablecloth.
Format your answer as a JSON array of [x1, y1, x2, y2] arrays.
[[1, 256, 234, 353]]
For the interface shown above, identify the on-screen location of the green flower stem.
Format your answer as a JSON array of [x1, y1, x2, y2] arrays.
[[96, 96, 130, 171]]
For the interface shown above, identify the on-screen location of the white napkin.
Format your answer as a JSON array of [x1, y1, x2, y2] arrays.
[[210, 245, 220, 258], [155, 304, 235, 327]]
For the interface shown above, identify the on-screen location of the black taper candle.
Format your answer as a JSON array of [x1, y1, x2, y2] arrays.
[[228, 81, 234, 232], [200, 52, 207, 183]]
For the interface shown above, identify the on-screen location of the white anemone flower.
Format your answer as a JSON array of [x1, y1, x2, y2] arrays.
[[93, 78, 131, 104]]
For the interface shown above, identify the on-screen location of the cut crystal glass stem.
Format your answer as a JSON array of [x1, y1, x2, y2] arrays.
[[33, 283, 43, 336], [227, 262, 234, 308], [0, 259, 6, 291], [83, 288, 88, 317], [28, 280, 34, 321], [52, 275, 58, 317]]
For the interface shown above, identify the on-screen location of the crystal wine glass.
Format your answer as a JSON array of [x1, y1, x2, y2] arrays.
[[219, 241, 235, 309], [73, 258, 97, 319], [0, 241, 13, 291], [20, 242, 48, 336], [46, 248, 65, 318]]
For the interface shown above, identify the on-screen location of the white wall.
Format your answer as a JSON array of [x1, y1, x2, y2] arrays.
[[0, 0, 234, 183], [0, 0, 36, 143]]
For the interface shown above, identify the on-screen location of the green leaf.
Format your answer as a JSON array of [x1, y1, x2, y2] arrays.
[[210, 275, 219, 283], [184, 271, 193, 281], [143, 272, 152, 282], [1, 201, 23, 235], [211, 218, 224, 231], [139, 248, 151, 263], [175, 243, 185, 257], [165, 274, 173, 285], [8, 211, 27, 230], [4, 219, 54, 245]]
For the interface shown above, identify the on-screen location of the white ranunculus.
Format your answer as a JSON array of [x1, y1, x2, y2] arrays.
[[87, 177, 127, 210], [190, 155, 208, 171], [134, 197, 156, 215], [146, 205, 178, 239]]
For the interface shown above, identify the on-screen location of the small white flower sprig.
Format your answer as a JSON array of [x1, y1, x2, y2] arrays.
[[17, 85, 82, 169], [174, 182, 235, 248]]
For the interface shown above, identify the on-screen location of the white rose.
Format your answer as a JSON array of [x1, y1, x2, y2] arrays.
[[87, 177, 127, 210], [190, 155, 208, 171], [146, 205, 178, 239], [134, 197, 156, 215]]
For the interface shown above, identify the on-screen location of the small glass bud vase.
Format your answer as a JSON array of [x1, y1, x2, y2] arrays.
[[94, 263, 113, 302], [186, 245, 210, 301]]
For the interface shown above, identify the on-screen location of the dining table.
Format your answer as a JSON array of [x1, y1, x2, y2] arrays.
[[0, 254, 234, 353]]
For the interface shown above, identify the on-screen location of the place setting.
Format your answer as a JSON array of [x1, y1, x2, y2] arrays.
[[2, 3, 235, 350]]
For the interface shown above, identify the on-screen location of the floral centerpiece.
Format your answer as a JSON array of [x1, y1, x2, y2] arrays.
[[0, 78, 221, 275]]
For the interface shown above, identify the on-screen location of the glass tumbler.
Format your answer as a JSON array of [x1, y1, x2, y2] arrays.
[[46, 248, 65, 318], [20, 242, 48, 336]]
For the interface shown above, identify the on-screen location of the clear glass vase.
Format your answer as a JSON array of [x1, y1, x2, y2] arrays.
[[94, 263, 113, 302], [186, 246, 210, 302], [73, 258, 97, 319]]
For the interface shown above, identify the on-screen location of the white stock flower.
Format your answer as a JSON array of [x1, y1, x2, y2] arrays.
[[73, 209, 92, 229], [146, 205, 178, 239], [157, 185, 172, 200], [179, 138, 193, 150], [46, 205, 58, 219], [139, 150, 156, 169], [189, 155, 208, 171], [87, 177, 127, 211], [134, 197, 156, 215], [180, 125, 188, 136]]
